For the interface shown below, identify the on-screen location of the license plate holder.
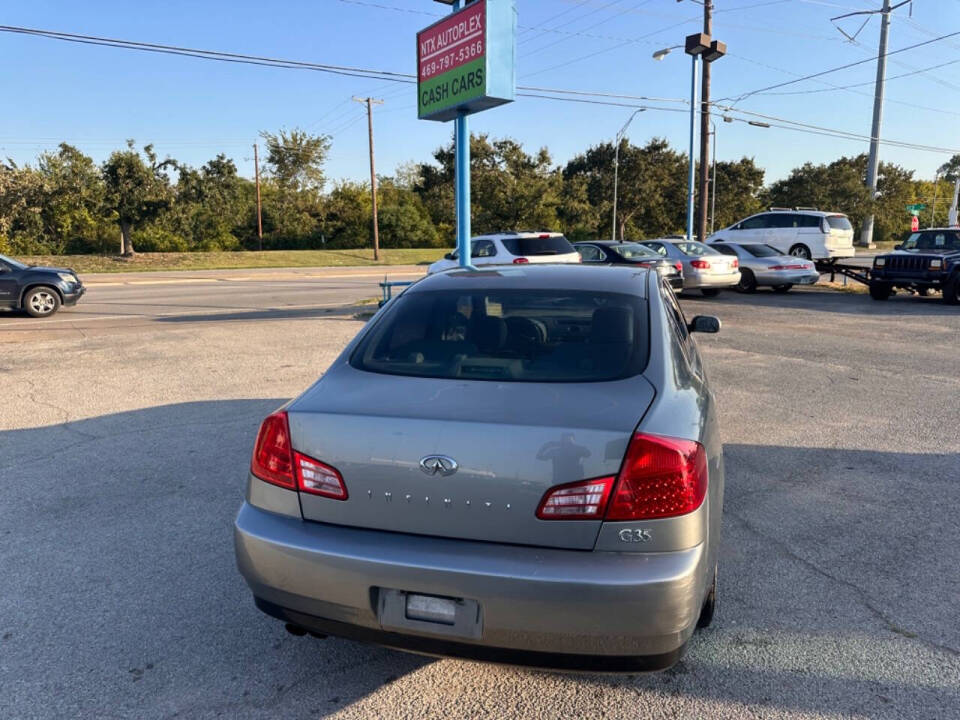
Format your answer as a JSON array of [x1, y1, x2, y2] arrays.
[[377, 589, 483, 639]]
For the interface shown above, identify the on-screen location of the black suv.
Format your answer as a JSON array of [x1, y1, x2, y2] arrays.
[[869, 229, 960, 304], [0, 254, 86, 317]]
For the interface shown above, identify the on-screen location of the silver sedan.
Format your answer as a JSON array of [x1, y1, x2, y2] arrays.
[[639, 238, 741, 297], [235, 264, 725, 672], [709, 241, 820, 293]]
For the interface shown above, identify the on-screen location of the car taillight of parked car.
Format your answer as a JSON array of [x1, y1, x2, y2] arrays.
[[731, 259, 739, 269], [690, 259, 711, 269], [252, 411, 347, 499], [513, 257, 530, 264], [674, 262, 683, 272], [770, 264, 810, 270], [536, 433, 708, 521]]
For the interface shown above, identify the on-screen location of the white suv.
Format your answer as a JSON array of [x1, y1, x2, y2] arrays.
[[707, 208, 854, 260], [427, 232, 581, 273]]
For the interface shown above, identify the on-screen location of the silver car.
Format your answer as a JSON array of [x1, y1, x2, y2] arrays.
[[235, 265, 725, 672], [710, 241, 819, 293], [639, 239, 741, 297]]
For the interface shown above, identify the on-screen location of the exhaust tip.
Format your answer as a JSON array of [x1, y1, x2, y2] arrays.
[[284, 623, 307, 637]]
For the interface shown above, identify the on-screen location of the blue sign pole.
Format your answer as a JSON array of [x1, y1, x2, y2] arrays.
[[686, 53, 700, 242], [452, 0, 473, 270]]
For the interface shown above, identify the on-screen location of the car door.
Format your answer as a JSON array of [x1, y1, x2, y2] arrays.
[[0, 261, 20, 307], [735, 214, 769, 245], [764, 213, 798, 253]]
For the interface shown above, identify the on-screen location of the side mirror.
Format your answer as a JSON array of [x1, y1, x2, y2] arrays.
[[444, 252, 455, 260], [893, 244, 902, 251], [688, 315, 721, 334]]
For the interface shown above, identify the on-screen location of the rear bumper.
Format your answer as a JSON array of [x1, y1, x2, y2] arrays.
[[684, 270, 741, 289], [234, 502, 706, 665], [754, 270, 820, 286]]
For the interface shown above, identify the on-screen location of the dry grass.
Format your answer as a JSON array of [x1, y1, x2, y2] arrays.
[[18, 248, 444, 274]]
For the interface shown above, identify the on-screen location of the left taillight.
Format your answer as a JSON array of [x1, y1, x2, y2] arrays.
[[251, 411, 347, 500], [690, 259, 711, 269]]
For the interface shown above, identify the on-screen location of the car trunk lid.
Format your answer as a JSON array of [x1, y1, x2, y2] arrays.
[[288, 366, 655, 550]]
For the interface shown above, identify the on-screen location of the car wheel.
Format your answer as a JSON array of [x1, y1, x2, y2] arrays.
[[772, 284, 793, 294], [697, 566, 717, 629], [736, 269, 757, 293], [701, 288, 721, 297], [788, 244, 812, 260], [23, 286, 61, 318], [869, 281, 893, 301], [944, 274, 960, 305]]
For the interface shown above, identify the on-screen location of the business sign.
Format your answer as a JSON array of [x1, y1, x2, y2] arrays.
[[417, 0, 516, 122]]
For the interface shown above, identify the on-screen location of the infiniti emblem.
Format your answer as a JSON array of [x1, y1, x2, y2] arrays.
[[419, 455, 459, 477]]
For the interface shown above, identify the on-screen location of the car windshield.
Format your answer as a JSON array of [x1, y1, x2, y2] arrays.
[[826, 215, 852, 230], [901, 231, 960, 251], [743, 244, 782, 258], [500, 235, 574, 256], [673, 241, 719, 257], [614, 243, 659, 260], [0, 254, 28, 270], [352, 289, 649, 382]]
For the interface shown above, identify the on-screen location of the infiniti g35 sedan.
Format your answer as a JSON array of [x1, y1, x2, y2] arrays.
[[234, 265, 725, 672]]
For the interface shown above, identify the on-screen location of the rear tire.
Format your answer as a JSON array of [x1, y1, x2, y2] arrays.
[[736, 269, 757, 293], [944, 274, 960, 305], [23, 286, 61, 318], [788, 244, 812, 260], [697, 567, 717, 629], [772, 284, 793, 294], [869, 281, 893, 301], [700, 288, 721, 297]]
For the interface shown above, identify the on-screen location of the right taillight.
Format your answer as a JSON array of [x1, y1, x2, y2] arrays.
[[251, 411, 295, 489], [605, 433, 708, 520], [690, 259, 711, 269]]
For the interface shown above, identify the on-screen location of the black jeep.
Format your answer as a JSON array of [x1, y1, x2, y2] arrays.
[[869, 229, 960, 305]]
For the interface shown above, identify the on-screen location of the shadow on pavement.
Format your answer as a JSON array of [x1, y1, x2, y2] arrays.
[[679, 285, 958, 318], [1, 403, 957, 717]]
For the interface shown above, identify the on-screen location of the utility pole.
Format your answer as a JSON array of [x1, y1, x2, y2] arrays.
[[253, 143, 263, 251], [354, 96, 384, 261], [831, 0, 910, 247], [697, 0, 713, 243]]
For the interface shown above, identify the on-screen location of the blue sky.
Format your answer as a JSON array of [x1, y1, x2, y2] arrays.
[[2, 0, 959, 187]]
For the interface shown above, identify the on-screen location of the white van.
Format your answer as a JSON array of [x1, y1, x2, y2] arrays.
[[707, 208, 855, 260], [428, 232, 581, 273]]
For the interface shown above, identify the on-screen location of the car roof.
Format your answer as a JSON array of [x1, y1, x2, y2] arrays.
[[475, 232, 564, 240], [576, 240, 647, 246], [410, 264, 651, 298], [757, 209, 846, 217]]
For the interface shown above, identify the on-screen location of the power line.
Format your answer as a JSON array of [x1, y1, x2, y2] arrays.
[[720, 29, 960, 103]]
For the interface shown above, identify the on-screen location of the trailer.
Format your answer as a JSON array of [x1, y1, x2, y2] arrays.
[[815, 258, 872, 286]]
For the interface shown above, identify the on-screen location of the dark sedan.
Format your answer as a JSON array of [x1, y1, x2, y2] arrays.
[[0, 254, 85, 317], [574, 241, 684, 289]]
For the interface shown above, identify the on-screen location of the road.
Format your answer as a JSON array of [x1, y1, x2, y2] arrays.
[[1, 272, 958, 719]]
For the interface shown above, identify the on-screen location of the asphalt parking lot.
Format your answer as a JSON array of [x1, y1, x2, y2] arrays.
[[2, 273, 958, 719]]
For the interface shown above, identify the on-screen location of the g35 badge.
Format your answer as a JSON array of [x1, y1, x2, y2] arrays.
[[618, 528, 652, 543]]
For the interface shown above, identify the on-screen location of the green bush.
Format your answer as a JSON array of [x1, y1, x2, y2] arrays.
[[131, 226, 189, 252]]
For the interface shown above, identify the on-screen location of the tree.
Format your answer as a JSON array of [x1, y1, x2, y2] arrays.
[[564, 138, 687, 240], [36, 144, 107, 254], [102, 142, 175, 255], [710, 158, 765, 232], [937, 154, 960, 182], [416, 133, 562, 239], [259, 128, 331, 194], [165, 154, 253, 250]]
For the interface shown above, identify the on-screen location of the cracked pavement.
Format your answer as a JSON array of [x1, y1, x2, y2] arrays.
[[1, 278, 958, 719]]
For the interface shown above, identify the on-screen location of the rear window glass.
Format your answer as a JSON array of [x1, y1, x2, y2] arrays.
[[500, 235, 574, 256], [615, 243, 658, 260], [743, 244, 781, 258], [352, 289, 649, 382], [827, 215, 852, 230], [674, 241, 719, 257]]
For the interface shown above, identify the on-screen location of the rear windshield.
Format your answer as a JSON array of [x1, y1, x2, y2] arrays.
[[352, 289, 649, 382], [826, 215, 852, 230], [743, 244, 782, 258], [902, 231, 960, 251], [614, 243, 659, 260], [500, 235, 574, 257], [674, 241, 719, 257]]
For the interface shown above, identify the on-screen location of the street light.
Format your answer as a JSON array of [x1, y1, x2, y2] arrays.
[[683, 33, 710, 242], [652, 45, 681, 61], [611, 108, 646, 241]]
